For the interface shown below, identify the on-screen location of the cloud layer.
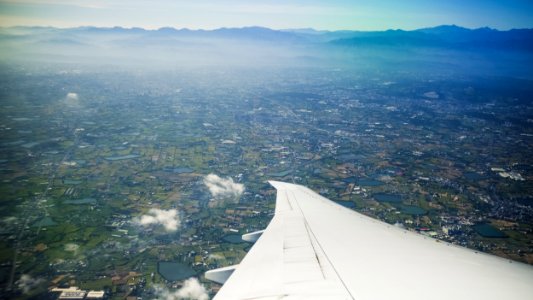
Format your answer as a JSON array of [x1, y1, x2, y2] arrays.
[[203, 174, 244, 200], [154, 278, 208, 300], [135, 208, 180, 232]]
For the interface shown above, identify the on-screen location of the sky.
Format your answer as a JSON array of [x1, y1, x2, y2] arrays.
[[0, 0, 532, 30]]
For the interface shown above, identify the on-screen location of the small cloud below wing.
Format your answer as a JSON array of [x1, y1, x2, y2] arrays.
[[134, 208, 180, 232]]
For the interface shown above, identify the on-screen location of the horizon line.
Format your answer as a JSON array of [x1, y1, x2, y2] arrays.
[[2, 24, 533, 32]]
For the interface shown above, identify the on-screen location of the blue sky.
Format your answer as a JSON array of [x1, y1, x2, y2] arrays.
[[0, 0, 532, 30]]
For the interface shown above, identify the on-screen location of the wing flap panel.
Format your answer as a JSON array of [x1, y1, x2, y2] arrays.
[[210, 182, 352, 299]]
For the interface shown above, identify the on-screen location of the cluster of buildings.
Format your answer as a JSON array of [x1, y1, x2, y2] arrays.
[[50, 287, 104, 299]]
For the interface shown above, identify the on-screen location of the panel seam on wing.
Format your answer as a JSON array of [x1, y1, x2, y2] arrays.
[[289, 189, 356, 300]]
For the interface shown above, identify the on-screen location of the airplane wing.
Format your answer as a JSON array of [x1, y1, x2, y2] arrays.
[[205, 181, 533, 300]]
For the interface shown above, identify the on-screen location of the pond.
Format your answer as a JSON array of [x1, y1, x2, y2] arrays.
[[342, 177, 357, 183], [474, 223, 507, 238], [157, 262, 197, 281], [334, 200, 356, 208], [22, 141, 40, 149], [337, 154, 359, 161], [357, 179, 384, 187], [32, 217, 57, 227], [222, 234, 244, 244], [464, 172, 487, 181], [268, 170, 292, 178], [400, 205, 426, 215], [105, 154, 140, 161], [170, 167, 194, 174], [63, 179, 82, 185], [516, 197, 533, 207], [64, 198, 96, 205], [373, 193, 402, 203]]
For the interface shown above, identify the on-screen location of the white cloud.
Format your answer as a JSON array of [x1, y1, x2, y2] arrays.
[[203, 174, 244, 200], [66, 92, 79, 101], [62, 92, 81, 108], [134, 208, 180, 232], [64, 243, 79, 252], [154, 278, 208, 300], [16, 274, 43, 294]]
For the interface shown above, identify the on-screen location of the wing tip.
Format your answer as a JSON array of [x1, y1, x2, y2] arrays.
[[205, 265, 239, 285], [267, 180, 283, 189], [268, 180, 299, 190]]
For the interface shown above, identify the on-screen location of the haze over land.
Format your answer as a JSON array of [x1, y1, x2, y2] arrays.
[[1, 25, 533, 77]]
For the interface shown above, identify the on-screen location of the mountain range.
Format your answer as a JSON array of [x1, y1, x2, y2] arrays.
[[2, 25, 533, 51]]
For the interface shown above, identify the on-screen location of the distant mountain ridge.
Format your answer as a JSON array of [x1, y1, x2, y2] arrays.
[[2, 24, 532, 49], [1, 24, 532, 79], [329, 25, 533, 50], [1, 24, 532, 51], [3, 24, 532, 36]]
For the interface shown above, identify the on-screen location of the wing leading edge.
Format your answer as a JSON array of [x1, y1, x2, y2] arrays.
[[206, 181, 533, 300]]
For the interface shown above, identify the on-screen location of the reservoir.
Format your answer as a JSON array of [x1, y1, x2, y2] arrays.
[[164, 167, 194, 174], [516, 197, 533, 208], [373, 193, 402, 203], [222, 234, 244, 244], [63, 179, 82, 185], [400, 205, 426, 215], [105, 154, 140, 161], [474, 223, 507, 238], [172, 167, 194, 174], [334, 200, 356, 208], [32, 217, 57, 227], [64, 198, 97, 205], [268, 170, 292, 178], [357, 179, 384, 187], [157, 262, 196, 281], [464, 172, 487, 181]]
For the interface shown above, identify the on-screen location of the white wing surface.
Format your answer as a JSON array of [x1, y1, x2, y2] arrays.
[[206, 181, 533, 300]]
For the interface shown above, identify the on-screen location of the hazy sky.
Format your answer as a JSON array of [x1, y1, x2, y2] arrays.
[[0, 0, 532, 30]]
